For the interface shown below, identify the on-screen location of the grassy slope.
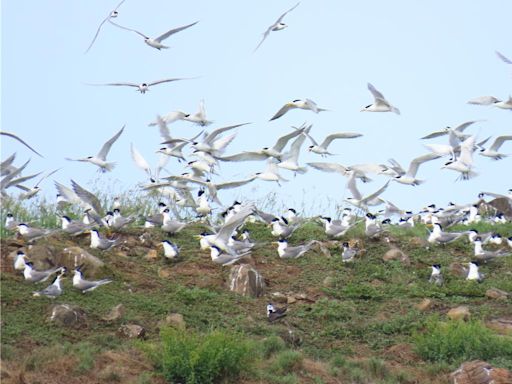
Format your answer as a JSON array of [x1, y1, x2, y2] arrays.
[[1, 216, 512, 384]]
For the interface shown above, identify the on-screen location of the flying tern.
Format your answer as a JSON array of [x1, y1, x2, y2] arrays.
[[66, 125, 124, 172], [254, 2, 300, 52], [478, 135, 512, 160], [467, 96, 512, 110], [441, 135, 478, 180], [88, 78, 188, 94], [269, 99, 326, 121], [85, 0, 126, 53], [345, 174, 389, 210], [391, 153, 441, 185], [110, 20, 198, 50], [0, 131, 43, 157], [361, 83, 400, 114], [305, 131, 363, 156]]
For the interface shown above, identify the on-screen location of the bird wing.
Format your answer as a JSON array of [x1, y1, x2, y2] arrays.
[[71, 179, 103, 215], [407, 153, 440, 177], [254, 27, 272, 52], [320, 132, 362, 149], [147, 78, 185, 86], [282, 126, 308, 161], [387, 158, 406, 175], [275, 2, 300, 24], [362, 180, 390, 203], [93, 82, 139, 87], [108, 20, 149, 38], [130, 143, 152, 178], [54, 181, 81, 204], [489, 135, 512, 151], [304, 99, 319, 113], [496, 50, 512, 64], [97, 125, 125, 160], [420, 130, 448, 139], [467, 96, 499, 105], [273, 125, 307, 151], [5, 172, 42, 190], [459, 136, 476, 165], [346, 173, 363, 200], [0, 159, 31, 190], [269, 103, 295, 121], [216, 204, 254, 242], [0, 131, 43, 157], [204, 123, 250, 144], [154, 115, 172, 141], [307, 162, 348, 175], [84, 0, 126, 53], [216, 176, 257, 190], [218, 151, 268, 162], [149, 111, 187, 127], [154, 21, 199, 42], [34, 168, 61, 188], [453, 120, 479, 133], [367, 83, 386, 101]]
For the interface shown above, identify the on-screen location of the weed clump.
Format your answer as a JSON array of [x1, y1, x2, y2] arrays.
[[413, 318, 512, 366], [157, 327, 252, 384]]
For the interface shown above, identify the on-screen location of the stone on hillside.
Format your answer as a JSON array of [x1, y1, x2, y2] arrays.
[[228, 264, 265, 297], [486, 318, 512, 335], [287, 296, 297, 304], [382, 248, 410, 265], [102, 304, 125, 321], [447, 306, 471, 321], [323, 276, 336, 288], [449, 262, 468, 277], [48, 304, 87, 328], [487, 197, 512, 219], [23, 245, 56, 269], [144, 249, 158, 260], [158, 313, 186, 330], [485, 288, 509, 301], [158, 267, 172, 278], [450, 360, 512, 384], [415, 298, 433, 312], [61, 246, 105, 273], [271, 292, 288, 304], [118, 324, 146, 339]]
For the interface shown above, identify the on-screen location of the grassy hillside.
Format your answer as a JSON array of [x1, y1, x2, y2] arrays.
[[1, 203, 512, 384]]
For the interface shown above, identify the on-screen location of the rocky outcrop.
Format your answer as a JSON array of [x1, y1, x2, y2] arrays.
[[102, 304, 125, 321], [118, 324, 146, 339], [451, 360, 512, 384], [485, 288, 509, 301], [447, 306, 471, 321], [383, 247, 410, 265], [228, 264, 265, 297], [48, 304, 87, 328]]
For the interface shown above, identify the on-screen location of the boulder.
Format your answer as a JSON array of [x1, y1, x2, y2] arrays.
[[450, 360, 512, 384], [118, 324, 146, 339], [48, 304, 87, 328], [447, 306, 471, 321], [271, 292, 289, 304], [158, 267, 172, 278], [485, 288, 509, 301], [383, 248, 410, 265], [449, 262, 468, 278], [228, 264, 265, 297], [486, 318, 512, 335], [61, 246, 105, 273], [144, 249, 159, 260], [102, 304, 125, 321], [158, 313, 186, 330], [415, 298, 433, 312], [323, 276, 336, 288]]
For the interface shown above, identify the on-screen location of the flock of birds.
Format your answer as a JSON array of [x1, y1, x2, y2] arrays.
[[2, 1, 512, 321]]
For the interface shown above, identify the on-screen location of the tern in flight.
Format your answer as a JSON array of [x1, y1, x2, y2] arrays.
[[84, 0, 127, 53], [66, 125, 124, 172], [87, 78, 189, 94], [361, 83, 400, 114], [270, 99, 326, 121], [254, 2, 300, 52], [110, 20, 198, 50]]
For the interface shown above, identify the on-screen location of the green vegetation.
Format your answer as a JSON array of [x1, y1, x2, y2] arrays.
[[1, 195, 512, 383], [414, 317, 512, 367]]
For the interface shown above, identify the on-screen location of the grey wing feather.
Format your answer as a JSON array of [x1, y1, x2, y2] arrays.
[[155, 21, 199, 42], [496, 50, 512, 64], [320, 132, 362, 148], [420, 130, 447, 140], [0, 131, 43, 157], [270, 104, 294, 121], [490, 135, 512, 151], [273, 125, 307, 151], [108, 20, 148, 38], [97, 125, 125, 160], [407, 153, 440, 177], [71, 179, 103, 215], [148, 78, 185, 86], [275, 2, 300, 24], [367, 83, 385, 100]]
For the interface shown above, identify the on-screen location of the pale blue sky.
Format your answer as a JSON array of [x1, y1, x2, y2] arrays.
[[2, 1, 511, 214]]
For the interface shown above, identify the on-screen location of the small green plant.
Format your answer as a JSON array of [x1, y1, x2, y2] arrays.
[[413, 318, 512, 365], [261, 336, 286, 358], [270, 350, 303, 375], [157, 327, 252, 384]]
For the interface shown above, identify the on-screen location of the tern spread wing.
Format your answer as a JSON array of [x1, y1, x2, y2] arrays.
[[367, 83, 386, 101], [489, 135, 512, 151], [97, 125, 125, 160], [407, 153, 441, 177], [467, 96, 500, 105], [130, 143, 152, 178], [71, 179, 103, 215], [269, 103, 295, 121], [108, 20, 149, 38], [320, 132, 362, 149], [273, 125, 307, 151], [496, 50, 512, 64], [154, 21, 198, 42], [85, 0, 126, 53], [0, 131, 43, 157], [148, 78, 186, 86], [346, 174, 363, 200]]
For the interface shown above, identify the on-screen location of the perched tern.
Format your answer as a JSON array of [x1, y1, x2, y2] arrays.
[[466, 261, 484, 282], [110, 20, 198, 50], [23, 262, 64, 283], [428, 264, 443, 286], [269, 99, 326, 121], [275, 239, 317, 259], [361, 83, 400, 114], [73, 266, 112, 293], [90, 229, 120, 250], [33, 269, 66, 298], [267, 302, 287, 322], [17, 224, 54, 242], [66, 125, 124, 172], [254, 2, 300, 52], [161, 240, 180, 260]]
